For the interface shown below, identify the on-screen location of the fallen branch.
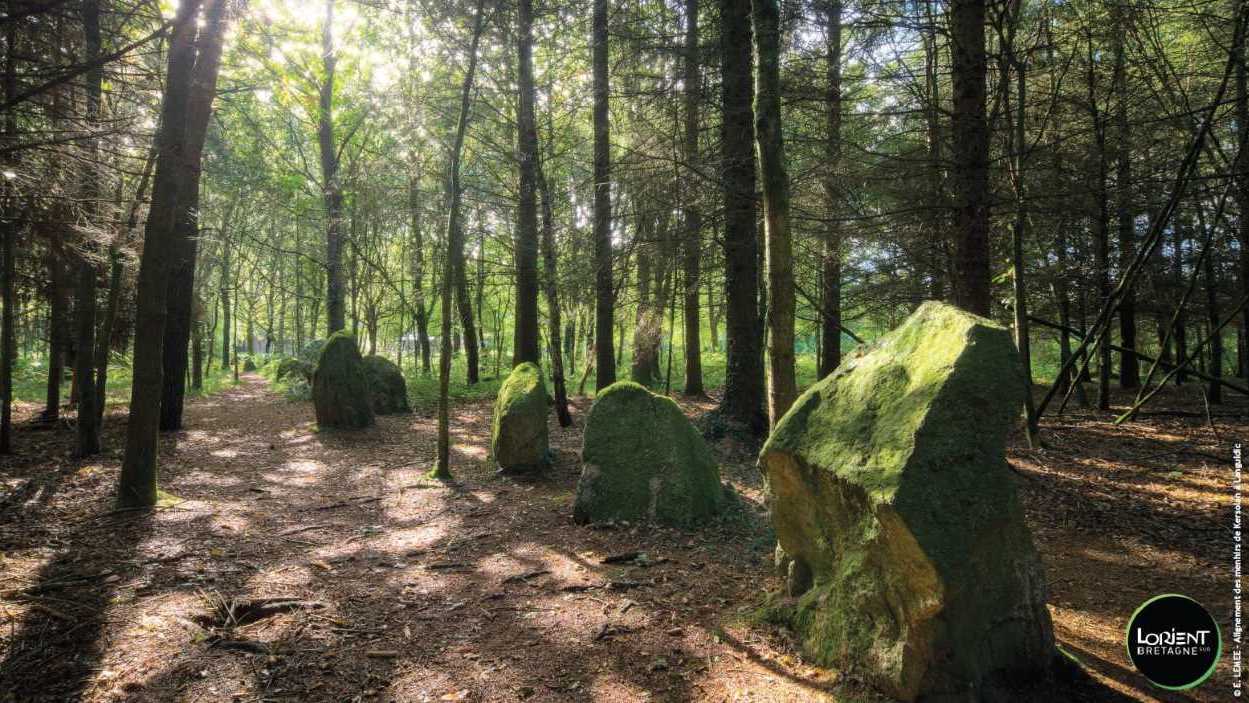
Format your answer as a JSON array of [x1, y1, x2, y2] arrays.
[[501, 569, 550, 584], [278, 524, 334, 536]]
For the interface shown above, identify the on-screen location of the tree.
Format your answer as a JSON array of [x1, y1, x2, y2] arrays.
[[433, 0, 486, 480], [950, 0, 990, 315], [592, 0, 615, 391], [160, 0, 228, 431], [753, 0, 795, 427], [719, 0, 764, 433], [819, 0, 843, 377], [320, 0, 346, 334], [116, 0, 210, 507], [681, 0, 704, 395], [514, 0, 541, 367], [0, 11, 16, 454], [73, 0, 104, 455], [1113, 4, 1139, 389]]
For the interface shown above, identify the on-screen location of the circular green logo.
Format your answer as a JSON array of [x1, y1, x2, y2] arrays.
[[1125, 594, 1221, 690]]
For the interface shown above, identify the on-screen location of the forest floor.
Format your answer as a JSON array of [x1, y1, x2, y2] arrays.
[[0, 373, 1238, 702]]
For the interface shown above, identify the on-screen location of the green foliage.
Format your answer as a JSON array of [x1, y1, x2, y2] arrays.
[[12, 356, 237, 408]]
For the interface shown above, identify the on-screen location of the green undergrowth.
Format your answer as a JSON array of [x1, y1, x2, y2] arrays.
[[13, 355, 237, 407]]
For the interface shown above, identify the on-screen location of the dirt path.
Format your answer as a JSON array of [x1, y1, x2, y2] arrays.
[[0, 374, 1237, 702]]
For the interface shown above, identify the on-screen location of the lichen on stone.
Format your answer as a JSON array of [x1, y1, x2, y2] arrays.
[[362, 355, 410, 415], [491, 362, 550, 473], [759, 301, 1054, 701], [574, 381, 721, 527], [311, 332, 375, 430]]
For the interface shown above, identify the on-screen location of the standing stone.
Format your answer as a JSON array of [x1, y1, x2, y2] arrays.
[[362, 355, 410, 414], [312, 332, 374, 429], [759, 301, 1053, 701], [574, 381, 721, 526], [491, 362, 550, 473]]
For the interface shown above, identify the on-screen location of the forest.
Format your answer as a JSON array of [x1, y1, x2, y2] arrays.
[[0, 0, 1242, 700]]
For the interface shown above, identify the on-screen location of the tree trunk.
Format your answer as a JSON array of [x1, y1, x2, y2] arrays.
[[320, 0, 346, 334], [592, 0, 616, 392], [0, 13, 15, 453], [1113, 11, 1139, 389], [681, 0, 704, 395], [116, 0, 207, 508], [513, 0, 542, 367], [1006, 22, 1038, 446], [1203, 214, 1224, 403], [1088, 36, 1112, 410], [408, 177, 432, 374], [517, 2, 570, 424], [538, 170, 572, 426], [453, 241, 478, 383], [820, 0, 843, 378], [220, 242, 231, 368], [73, 0, 105, 455], [433, 0, 485, 480], [96, 147, 154, 426], [922, 0, 948, 300], [1175, 219, 1189, 384], [41, 224, 67, 422], [632, 242, 661, 386], [950, 0, 991, 315], [719, 0, 764, 433], [753, 0, 796, 427], [160, 3, 226, 431]]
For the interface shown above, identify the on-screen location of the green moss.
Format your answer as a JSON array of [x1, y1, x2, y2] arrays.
[[574, 381, 722, 527], [274, 356, 314, 383], [759, 302, 1053, 701], [362, 355, 410, 415], [300, 339, 327, 364], [490, 362, 550, 472], [312, 332, 374, 430]]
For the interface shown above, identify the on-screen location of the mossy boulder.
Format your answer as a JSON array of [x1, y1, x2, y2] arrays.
[[759, 301, 1053, 702], [300, 338, 326, 364], [362, 355, 410, 415], [574, 381, 721, 527], [490, 362, 550, 473], [312, 333, 375, 430], [275, 356, 314, 383]]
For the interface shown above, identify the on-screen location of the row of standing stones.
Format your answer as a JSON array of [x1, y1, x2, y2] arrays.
[[491, 302, 1056, 702], [300, 305, 1053, 700], [309, 331, 412, 430]]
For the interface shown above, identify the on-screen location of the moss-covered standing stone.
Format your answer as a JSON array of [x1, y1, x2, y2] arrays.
[[491, 362, 550, 473], [275, 357, 314, 383], [574, 381, 721, 526], [362, 355, 410, 415], [759, 301, 1053, 702], [300, 338, 326, 364], [312, 332, 375, 430]]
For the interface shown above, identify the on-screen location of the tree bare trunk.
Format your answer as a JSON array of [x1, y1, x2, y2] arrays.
[[592, 0, 616, 391], [433, 0, 486, 479], [753, 0, 796, 427], [116, 0, 207, 507]]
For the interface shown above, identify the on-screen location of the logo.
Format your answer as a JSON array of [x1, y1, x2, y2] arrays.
[[1126, 594, 1221, 690]]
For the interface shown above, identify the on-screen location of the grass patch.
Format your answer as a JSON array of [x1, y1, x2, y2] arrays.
[[12, 355, 238, 407]]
